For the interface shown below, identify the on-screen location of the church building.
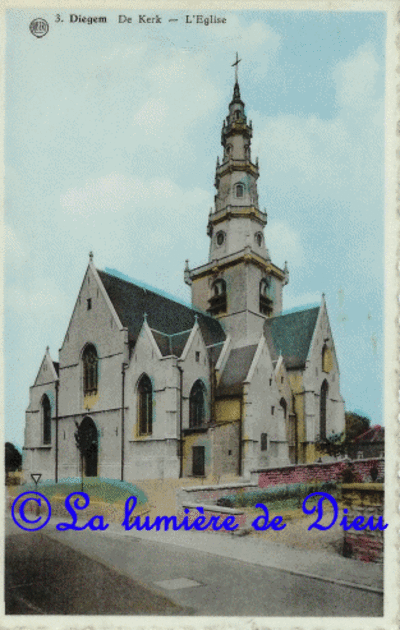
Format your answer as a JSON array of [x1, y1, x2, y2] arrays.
[[23, 66, 345, 482]]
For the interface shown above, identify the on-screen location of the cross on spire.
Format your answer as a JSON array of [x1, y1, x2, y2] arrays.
[[232, 52, 241, 84]]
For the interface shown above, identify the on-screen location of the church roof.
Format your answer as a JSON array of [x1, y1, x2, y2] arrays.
[[263, 306, 320, 370], [217, 344, 258, 396], [150, 329, 192, 357], [97, 270, 226, 353]]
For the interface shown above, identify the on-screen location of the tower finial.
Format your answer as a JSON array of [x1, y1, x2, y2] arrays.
[[89, 251, 94, 262], [232, 52, 241, 85]]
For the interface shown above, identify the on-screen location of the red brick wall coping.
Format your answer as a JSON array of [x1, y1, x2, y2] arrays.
[[255, 458, 383, 488], [181, 482, 257, 493], [252, 456, 383, 474]]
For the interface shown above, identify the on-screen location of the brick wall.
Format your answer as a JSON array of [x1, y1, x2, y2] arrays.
[[341, 483, 384, 563], [256, 458, 383, 488]]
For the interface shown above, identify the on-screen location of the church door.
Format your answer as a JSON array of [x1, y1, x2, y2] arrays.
[[192, 446, 205, 476], [80, 416, 98, 477]]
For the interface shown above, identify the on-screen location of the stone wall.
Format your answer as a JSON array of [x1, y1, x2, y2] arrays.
[[254, 458, 383, 488], [341, 483, 384, 563]]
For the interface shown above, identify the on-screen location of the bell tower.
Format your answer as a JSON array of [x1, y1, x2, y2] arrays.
[[185, 56, 289, 346]]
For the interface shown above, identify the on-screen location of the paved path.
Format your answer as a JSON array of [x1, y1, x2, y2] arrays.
[[6, 512, 383, 617], [93, 517, 384, 593], [5, 528, 184, 615]]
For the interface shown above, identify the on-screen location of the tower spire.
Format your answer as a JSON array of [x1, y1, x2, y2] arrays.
[[232, 52, 241, 84], [232, 52, 242, 99]]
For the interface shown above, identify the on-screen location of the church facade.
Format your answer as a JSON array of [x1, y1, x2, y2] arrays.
[[23, 73, 345, 482]]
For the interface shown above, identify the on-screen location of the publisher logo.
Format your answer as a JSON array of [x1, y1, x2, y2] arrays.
[[29, 18, 49, 38]]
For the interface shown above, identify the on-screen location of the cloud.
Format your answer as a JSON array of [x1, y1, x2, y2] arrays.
[[251, 44, 383, 201], [61, 174, 210, 217], [210, 15, 281, 53], [333, 44, 380, 111], [7, 279, 69, 318]]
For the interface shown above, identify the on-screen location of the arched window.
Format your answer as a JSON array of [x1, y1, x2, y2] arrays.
[[260, 278, 273, 316], [208, 279, 227, 315], [225, 144, 232, 160], [235, 184, 244, 198], [138, 375, 153, 435], [189, 380, 206, 428], [82, 344, 98, 395], [255, 232, 263, 247], [280, 397, 287, 420], [320, 380, 329, 441], [42, 395, 51, 445]]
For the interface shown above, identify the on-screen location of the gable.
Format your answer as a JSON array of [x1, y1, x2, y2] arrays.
[[59, 264, 125, 365], [264, 306, 320, 370], [34, 350, 58, 386]]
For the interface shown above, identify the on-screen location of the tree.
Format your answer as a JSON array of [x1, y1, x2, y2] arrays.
[[315, 411, 372, 459], [345, 412, 371, 442], [5, 442, 22, 473]]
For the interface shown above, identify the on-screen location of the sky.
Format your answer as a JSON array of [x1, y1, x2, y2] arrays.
[[5, 9, 386, 449]]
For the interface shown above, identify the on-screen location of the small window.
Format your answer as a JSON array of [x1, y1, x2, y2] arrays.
[[87, 298, 92, 310], [195, 351, 200, 363], [189, 380, 206, 428], [236, 184, 244, 198], [271, 406, 275, 415], [42, 395, 51, 445], [138, 374, 153, 436], [261, 433, 268, 451], [216, 231, 225, 246], [255, 232, 263, 247], [260, 278, 273, 316], [235, 110, 240, 120], [269, 378, 272, 386]]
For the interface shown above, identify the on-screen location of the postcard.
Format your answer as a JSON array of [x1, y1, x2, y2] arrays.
[[3, 2, 398, 629]]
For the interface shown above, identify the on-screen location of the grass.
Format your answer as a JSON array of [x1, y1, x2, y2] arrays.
[[17, 477, 148, 506], [219, 481, 339, 510]]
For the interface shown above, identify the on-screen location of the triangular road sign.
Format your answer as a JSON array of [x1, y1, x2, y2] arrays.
[[31, 473, 42, 486]]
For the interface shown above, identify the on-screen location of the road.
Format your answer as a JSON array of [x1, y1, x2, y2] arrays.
[[5, 517, 383, 616]]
